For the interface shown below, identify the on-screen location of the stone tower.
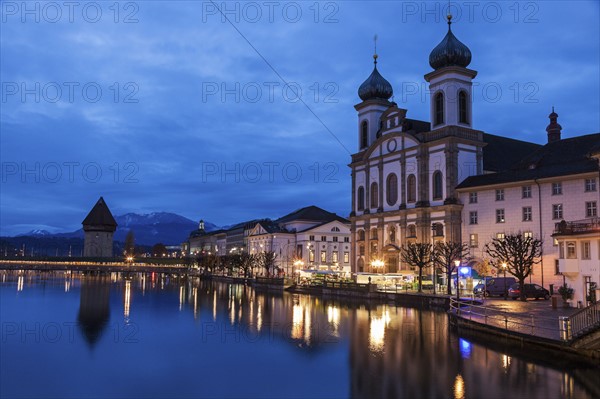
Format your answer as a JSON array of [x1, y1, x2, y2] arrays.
[[82, 197, 117, 257]]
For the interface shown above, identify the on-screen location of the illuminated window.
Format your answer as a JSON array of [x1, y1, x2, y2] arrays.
[[469, 234, 478, 247], [496, 209, 505, 223], [566, 242, 576, 259], [321, 251, 326, 262], [344, 252, 349, 263], [332, 251, 339, 263]]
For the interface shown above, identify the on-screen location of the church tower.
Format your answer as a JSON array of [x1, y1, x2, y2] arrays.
[[424, 15, 476, 129], [355, 45, 394, 151], [82, 197, 117, 257]]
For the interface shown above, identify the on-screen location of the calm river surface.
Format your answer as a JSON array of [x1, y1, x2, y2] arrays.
[[0, 271, 597, 398]]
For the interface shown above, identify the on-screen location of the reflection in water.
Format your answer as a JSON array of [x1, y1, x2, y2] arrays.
[[77, 274, 110, 348], [0, 272, 596, 399]]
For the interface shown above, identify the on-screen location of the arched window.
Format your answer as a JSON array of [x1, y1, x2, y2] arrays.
[[370, 182, 379, 208], [370, 228, 378, 240], [357, 258, 365, 272], [357, 186, 365, 211], [432, 223, 444, 237], [386, 173, 398, 205], [407, 174, 416, 203], [458, 91, 468, 124], [361, 121, 368, 149], [358, 230, 365, 241], [432, 171, 443, 200], [331, 227, 340, 232], [407, 224, 417, 238], [434, 92, 444, 126]]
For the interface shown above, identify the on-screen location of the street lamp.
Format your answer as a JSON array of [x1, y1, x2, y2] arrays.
[[454, 259, 461, 304], [371, 259, 384, 273], [501, 262, 508, 300]]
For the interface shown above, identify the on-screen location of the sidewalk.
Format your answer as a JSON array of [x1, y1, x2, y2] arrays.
[[456, 296, 580, 341]]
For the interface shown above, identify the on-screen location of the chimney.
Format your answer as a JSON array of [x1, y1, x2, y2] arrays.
[[546, 107, 562, 143]]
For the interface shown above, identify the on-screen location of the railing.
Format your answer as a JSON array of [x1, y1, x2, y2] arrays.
[[449, 298, 565, 341], [567, 300, 600, 339], [554, 218, 600, 235]]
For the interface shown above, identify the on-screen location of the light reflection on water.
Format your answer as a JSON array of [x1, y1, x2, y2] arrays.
[[0, 270, 597, 399]]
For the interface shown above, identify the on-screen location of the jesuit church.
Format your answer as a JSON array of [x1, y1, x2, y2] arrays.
[[349, 15, 600, 283]]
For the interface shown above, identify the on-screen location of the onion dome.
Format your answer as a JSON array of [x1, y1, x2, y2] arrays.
[[358, 54, 393, 101], [546, 107, 562, 143], [429, 15, 472, 70]]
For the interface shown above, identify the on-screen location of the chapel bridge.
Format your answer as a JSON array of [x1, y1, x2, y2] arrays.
[[0, 257, 191, 274]]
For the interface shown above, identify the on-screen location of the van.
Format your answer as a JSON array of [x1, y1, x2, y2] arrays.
[[473, 277, 516, 297]]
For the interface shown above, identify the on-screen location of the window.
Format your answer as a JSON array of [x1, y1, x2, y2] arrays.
[[309, 235, 315, 241], [332, 251, 339, 263], [469, 233, 478, 248], [357, 186, 365, 211], [331, 227, 340, 232], [552, 182, 562, 195], [434, 92, 444, 125], [495, 189, 504, 201], [432, 171, 443, 200], [432, 223, 444, 237], [309, 249, 315, 262], [386, 173, 398, 205], [370, 182, 379, 208], [344, 237, 350, 243], [522, 186, 532, 198], [552, 204, 563, 220], [555, 259, 560, 275], [370, 228, 378, 240], [296, 245, 303, 258], [407, 225, 416, 238], [407, 174, 416, 203], [321, 236, 327, 242], [496, 209, 505, 223], [361, 121, 368, 149], [582, 241, 591, 260], [524, 231, 533, 239], [357, 230, 365, 241], [566, 241, 576, 259], [586, 201, 597, 217], [496, 233, 505, 240], [585, 178, 597, 192], [469, 192, 478, 204], [333, 237, 338, 242], [321, 251, 327, 262], [523, 206, 532, 222], [469, 211, 478, 225], [458, 91, 468, 124], [344, 252, 349, 263], [553, 238, 559, 246], [558, 242, 564, 259], [359, 245, 365, 256]]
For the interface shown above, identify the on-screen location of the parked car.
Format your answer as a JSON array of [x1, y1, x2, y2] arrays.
[[508, 283, 550, 300], [473, 277, 516, 297]]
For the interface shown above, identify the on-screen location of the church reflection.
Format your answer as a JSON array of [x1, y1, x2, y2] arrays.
[[77, 274, 111, 348]]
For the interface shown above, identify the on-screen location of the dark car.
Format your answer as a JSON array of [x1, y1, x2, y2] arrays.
[[508, 283, 550, 300]]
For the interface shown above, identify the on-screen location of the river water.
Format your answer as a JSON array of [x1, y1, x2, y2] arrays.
[[0, 271, 597, 398]]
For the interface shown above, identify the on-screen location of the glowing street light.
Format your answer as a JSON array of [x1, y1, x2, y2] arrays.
[[371, 259, 384, 272], [454, 259, 461, 304]]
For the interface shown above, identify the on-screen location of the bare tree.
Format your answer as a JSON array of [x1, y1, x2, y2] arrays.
[[400, 243, 433, 293], [432, 241, 470, 295], [258, 251, 277, 277], [484, 233, 543, 301]]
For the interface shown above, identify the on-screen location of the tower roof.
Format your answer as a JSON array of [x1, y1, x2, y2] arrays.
[[358, 55, 393, 101], [429, 16, 472, 70], [82, 197, 117, 231]]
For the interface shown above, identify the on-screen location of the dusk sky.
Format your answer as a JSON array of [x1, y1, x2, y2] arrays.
[[1, 1, 599, 236]]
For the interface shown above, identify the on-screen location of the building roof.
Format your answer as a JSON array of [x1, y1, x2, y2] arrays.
[[457, 133, 600, 189], [429, 17, 472, 70], [276, 205, 349, 225], [482, 133, 543, 172], [82, 197, 117, 230], [358, 57, 393, 102]]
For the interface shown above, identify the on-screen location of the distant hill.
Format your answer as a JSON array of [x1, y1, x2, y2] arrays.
[[10, 212, 220, 248]]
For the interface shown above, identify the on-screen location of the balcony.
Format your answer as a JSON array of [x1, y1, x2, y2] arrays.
[[553, 218, 600, 236]]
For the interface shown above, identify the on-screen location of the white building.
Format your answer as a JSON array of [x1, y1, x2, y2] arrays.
[[247, 206, 351, 275], [553, 218, 600, 306]]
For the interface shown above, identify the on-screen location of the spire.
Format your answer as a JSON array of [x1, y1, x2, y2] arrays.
[[546, 107, 562, 143], [82, 197, 117, 232], [429, 14, 472, 70], [358, 36, 393, 101]]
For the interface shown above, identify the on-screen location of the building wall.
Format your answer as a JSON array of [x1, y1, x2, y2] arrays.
[[83, 230, 114, 257], [556, 232, 600, 305], [459, 173, 599, 289]]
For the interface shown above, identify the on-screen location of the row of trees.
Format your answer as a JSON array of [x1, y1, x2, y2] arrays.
[[398, 233, 543, 300], [191, 251, 279, 278]]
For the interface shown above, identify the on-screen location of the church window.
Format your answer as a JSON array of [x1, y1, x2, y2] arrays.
[[434, 92, 444, 126], [386, 173, 398, 205]]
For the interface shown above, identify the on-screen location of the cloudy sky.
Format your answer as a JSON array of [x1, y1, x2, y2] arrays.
[[1, 0, 599, 235]]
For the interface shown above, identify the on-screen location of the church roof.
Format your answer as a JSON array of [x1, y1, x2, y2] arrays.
[[82, 197, 117, 230], [429, 17, 472, 70], [482, 133, 543, 172], [358, 56, 393, 102], [457, 133, 600, 189]]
